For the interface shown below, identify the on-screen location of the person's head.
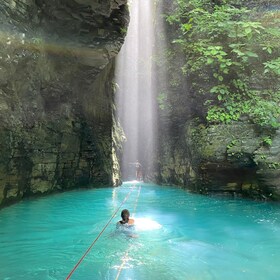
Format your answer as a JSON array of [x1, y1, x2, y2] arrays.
[[121, 209, 130, 224]]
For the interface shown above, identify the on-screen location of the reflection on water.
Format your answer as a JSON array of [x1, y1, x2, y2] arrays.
[[0, 182, 280, 280]]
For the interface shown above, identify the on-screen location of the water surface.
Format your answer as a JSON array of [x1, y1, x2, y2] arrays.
[[0, 182, 280, 279]]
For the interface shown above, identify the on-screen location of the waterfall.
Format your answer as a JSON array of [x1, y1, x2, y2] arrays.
[[116, 0, 158, 181]]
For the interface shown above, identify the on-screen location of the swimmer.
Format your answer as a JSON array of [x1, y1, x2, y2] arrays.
[[117, 209, 135, 227], [116, 209, 137, 238]]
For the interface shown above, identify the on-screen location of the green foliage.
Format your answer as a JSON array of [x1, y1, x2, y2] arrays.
[[166, 0, 280, 128], [157, 91, 170, 110], [226, 138, 243, 157], [264, 58, 280, 75], [120, 27, 128, 35], [227, 139, 238, 149], [262, 136, 273, 146], [268, 162, 280, 169]]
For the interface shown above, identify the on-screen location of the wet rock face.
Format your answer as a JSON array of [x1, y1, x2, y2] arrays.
[[246, 0, 280, 9], [74, 0, 127, 17], [1, 0, 128, 67], [0, 0, 128, 207], [186, 123, 280, 200], [156, 122, 280, 200]]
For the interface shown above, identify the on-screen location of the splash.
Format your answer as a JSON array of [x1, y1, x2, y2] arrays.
[[134, 217, 162, 231]]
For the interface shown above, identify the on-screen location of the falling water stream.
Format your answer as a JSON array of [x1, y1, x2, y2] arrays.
[[1, 1, 280, 280], [116, 0, 157, 180]]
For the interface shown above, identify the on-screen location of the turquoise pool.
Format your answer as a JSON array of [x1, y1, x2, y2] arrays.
[[0, 182, 279, 279]]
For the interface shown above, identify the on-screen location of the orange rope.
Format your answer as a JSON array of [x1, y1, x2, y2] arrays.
[[115, 185, 142, 280], [66, 187, 134, 280], [132, 186, 141, 216]]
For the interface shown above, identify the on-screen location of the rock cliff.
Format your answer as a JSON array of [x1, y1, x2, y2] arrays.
[[155, 0, 280, 200], [0, 0, 128, 207], [186, 122, 280, 200], [157, 121, 280, 200]]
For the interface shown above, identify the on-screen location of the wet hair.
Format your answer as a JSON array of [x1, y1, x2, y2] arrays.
[[120, 209, 130, 224]]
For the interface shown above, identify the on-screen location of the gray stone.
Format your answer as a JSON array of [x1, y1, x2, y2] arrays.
[[0, 0, 128, 208], [156, 120, 280, 200]]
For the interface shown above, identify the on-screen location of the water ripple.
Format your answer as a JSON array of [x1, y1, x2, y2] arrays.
[[0, 184, 280, 280]]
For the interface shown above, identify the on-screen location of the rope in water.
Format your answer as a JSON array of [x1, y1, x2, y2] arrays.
[[115, 185, 142, 280], [132, 186, 141, 216], [65, 187, 134, 280]]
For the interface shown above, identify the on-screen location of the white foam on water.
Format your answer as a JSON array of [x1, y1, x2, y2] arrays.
[[133, 218, 162, 231]]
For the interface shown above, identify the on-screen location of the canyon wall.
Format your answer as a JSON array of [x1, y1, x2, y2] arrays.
[[0, 0, 128, 207]]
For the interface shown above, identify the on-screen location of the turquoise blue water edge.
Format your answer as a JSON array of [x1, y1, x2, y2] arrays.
[[0, 182, 279, 280]]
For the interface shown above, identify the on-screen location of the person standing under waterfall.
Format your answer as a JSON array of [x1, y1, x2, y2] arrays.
[[135, 160, 143, 181], [129, 160, 143, 181]]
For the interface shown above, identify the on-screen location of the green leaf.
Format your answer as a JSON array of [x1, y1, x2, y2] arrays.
[[267, 48, 272, 54], [182, 23, 192, 32], [245, 27, 252, 34], [245, 51, 258, 58], [207, 58, 214, 64]]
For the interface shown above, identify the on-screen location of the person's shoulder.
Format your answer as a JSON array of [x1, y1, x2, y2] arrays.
[[128, 218, 135, 225]]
